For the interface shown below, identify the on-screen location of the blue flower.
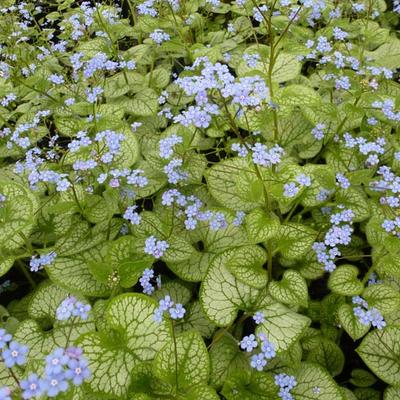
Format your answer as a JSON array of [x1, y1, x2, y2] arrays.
[[20, 374, 44, 399], [45, 348, 69, 375], [0, 329, 12, 349], [169, 304, 186, 320], [65, 357, 91, 386], [250, 353, 266, 371], [0, 387, 11, 400], [240, 334, 258, 352], [253, 312, 265, 324], [42, 373, 69, 398], [2, 341, 28, 367]]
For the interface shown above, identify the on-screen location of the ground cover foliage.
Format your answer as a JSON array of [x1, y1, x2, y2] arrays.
[[0, 0, 400, 399]]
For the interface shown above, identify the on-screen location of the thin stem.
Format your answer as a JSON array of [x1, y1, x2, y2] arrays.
[[171, 321, 179, 393]]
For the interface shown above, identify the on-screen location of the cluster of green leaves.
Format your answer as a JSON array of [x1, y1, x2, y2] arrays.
[[0, 0, 400, 399]]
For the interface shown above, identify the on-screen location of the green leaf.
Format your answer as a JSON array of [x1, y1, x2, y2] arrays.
[[221, 370, 279, 400], [328, 265, 364, 296], [153, 330, 209, 389], [0, 256, 14, 278], [269, 270, 308, 307], [277, 84, 321, 107], [168, 215, 250, 282], [245, 208, 280, 243], [125, 88, 159, 116], [226, 245, 267, 288], [0, 178, 39, 252], [47, 256, 110, 297], [256, 302, 311, 352], [206, 157, 264, 211], [363, 283, 400, 314], [209, 331, 249, 389], [338, 304, 370, 341], [275, 223, 317, 260], [357, 327, 400, 386], [350, 369, 377, 388], [385, 386, 400, 400], [177, 301, 217, 338], [336, 188, 370, 222], [307, 338, 345, 376], [28, 281, 70, 322], [200, 246, 263, 326], [80, 293, 172, 396], [291, 362, 345, 400], [14, 318, 94, 359]]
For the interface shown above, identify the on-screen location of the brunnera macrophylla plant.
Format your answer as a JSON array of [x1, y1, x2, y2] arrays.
[[0, 0, 399, 399]]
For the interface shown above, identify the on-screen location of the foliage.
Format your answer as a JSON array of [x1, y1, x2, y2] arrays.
[[0, 0, 400, 398]]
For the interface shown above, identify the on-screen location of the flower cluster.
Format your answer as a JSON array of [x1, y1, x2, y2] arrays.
[[29, 252, 57, 272], [161, 189, 228, 231], [342, 132, 385, 167], [352, 296, 386, 330], [56, 296, 91, 321], [174, 57, 269, 129], [274, 373, 297, 400], [139, 268, 161, 295], [239, 332, 276, 371], [0, 329, 90, 399], [153, 295, 186, 322], [144, 236, 169, 259], [283, 174, 312, 198], [313, 207, 355, 272]]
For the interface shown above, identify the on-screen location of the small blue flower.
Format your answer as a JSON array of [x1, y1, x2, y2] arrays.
[[250, 353, 267, 371], [45, 348, 69, 375], [65, 357, 91, 386], [252, 312, 265, 325], [0, 387, 11, 400], [2, 341, 28, 368], [0, 329, 12, 349], [240, 334, 258, 352], [20, 374, 44, 399], [42, 373, 69, 398], [169, 304, 186, 320]]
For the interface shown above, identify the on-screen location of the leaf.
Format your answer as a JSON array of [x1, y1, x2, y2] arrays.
[[357, 327, 400, 386], [269, 270, 308, 307], [336, 188, 370, 222], [177, 301, 217, 338], [307, 338, 345, 377], [245, 208, 280, 243], [328, 265, 364, 296], [350, 369, 377, 388], [46, 256, 110, 297], [0, 257, 14, 278], [291, 362, 345, 400], [125, 88, 159, 116], [80, 293, 172, 396], [209, 331, 249, 390], [363, 283, 400, 314], [226, 245, 267, 289], [14, 318, 94, 360], [168, 216, 250, 282], [338, 304, 370, 341], [221, 370, 279, 400], [275, 223, 316, 260], [277, 84, 321, 107], [0, 178, 39, 252], [269, 53, 302, 83], [256, 302, 311, 353], [153, 330, 209, 389], [385, 386, 400, 400], [206, 157, 263, 211], [200, 246, 263, 326], [28, 281, 70, 322]]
